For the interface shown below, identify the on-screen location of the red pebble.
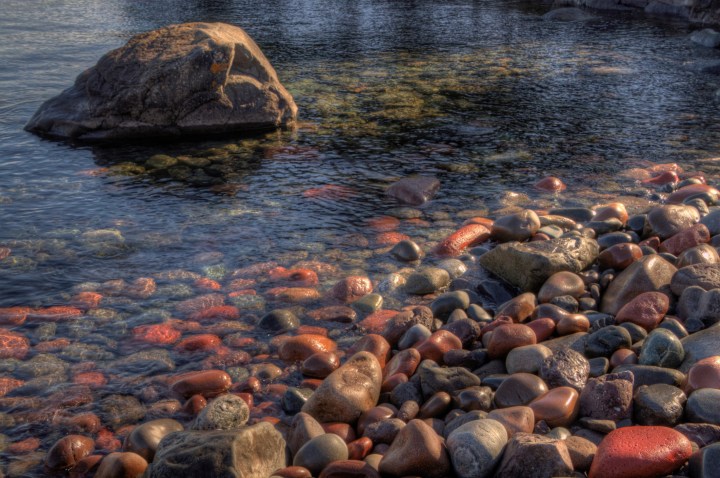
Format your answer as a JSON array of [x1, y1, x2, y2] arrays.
[[227, 278, 256, 291], [124, 277, 157, 299], [273, 466, 313, 478], [368, 216, 400, 232], [182, 394, 207, 415], [358, 310, 399, 334], [132, 323, 181, 345], [347, 334, 391, 367], [384, 348, 422, 378], [27, 306, 83, 322], [302, 184, 355, 200], [70, 292, 103, 310], [170, 370, 232, 398], [347, 437, 374, 460], [175, 293, 225, 316], [667, 183, 720, 204], [330, 276, 373, 303], [266, 287, 320, 303], [96, 429, 121, 452], [588, 426, 692, 478], [194, 277, 222, 290], [278, 334, 337, 362], [432, 224, 491, 257], [175, 334, 222, 352], [72, 372, 106, 388], [7, 437, 40, 454], [322, 422, 356, 443], [535, 176, 566, 192], [639, 236, 661, 251], [527, 318, 556, 342], [190, 305, 240, 322], [659, 223, 710, 256], [610, 349, 638, 368], [0, 328, 29, 359], [34, 338, 70, 352], [615, 291, 669, 331], [0, 247, 10, 260], [598, 243, 644, 271], [594, 202, 628, 225], [0, 306, 29, 326], [375, 232, 411, 246], [487, 323, 536, 358], [642, 170, 678, 186], [415, 330, 462, 364], [381, 373, 408, 393], [69, 455, 103, 478]]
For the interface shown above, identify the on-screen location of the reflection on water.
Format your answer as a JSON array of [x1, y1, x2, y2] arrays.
[[2, 0, 720, 473]]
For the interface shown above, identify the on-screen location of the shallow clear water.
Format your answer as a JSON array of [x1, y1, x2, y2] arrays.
[[1, 0, 720, 472]]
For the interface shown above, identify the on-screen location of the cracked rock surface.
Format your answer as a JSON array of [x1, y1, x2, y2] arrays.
[[25, 22, 297, 140]]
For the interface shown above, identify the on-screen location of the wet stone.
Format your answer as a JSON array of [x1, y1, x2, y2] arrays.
[[493, 373, 549, 408], [123, 418, 184, 462], [405, 268, 451, 295], [94, 452, 148, 478], [686, 388, 720, 425], [491, 209, 541, 242], [363, 418, 406, 444], [99, 394, 146, 428], [585, 325, 632, 358], [294, 433, 349, 476], [418, 361, 482, 398], [45, 435, 95, 474], [282, 387, 314, 414], [633, 384, 686, 427], [430, 291, 470, 320], [647, 204, 700, 239], [259, 309, 300, 332], [446, 418, 508, 478], [192, 393, 249, 430], [638, 328, 684, 368]]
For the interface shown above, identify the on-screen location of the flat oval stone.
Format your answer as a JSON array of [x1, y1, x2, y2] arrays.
[[588, 426, 692, 478], [259, 309, 299, 332], [529, 386, 579, 428], [538, 271, 585, 303], [647, 204, 700, 239], [598, 243, 643, 271], [677, 244, 719, 268], [686, 388, 720, 425], [405, 268, 451, 295], [615, 291, 669, 331], [491, 209, 541, 242], [293, 433, 349, 476], [660, 223, 711, 256], [94, 452, 148, 478], [430, 291, 471, 320], [45, 435, 95, 473], [585, 326, 632, 358], [302, 352, 382, 424], [446, 418, 508, 478], [638, 328, 684, 368], [487, 324, 536, 359], [123, 418, 184, 461], [278, 335, 337, 362], [506, 344, 553, 374], [416, 330, 463, 363], [170, 370, 232, 399], [302, 351, 341, 379], [494, 373, 549, 408], [347, 335, 391, 368], [391, 240, 423, 262]]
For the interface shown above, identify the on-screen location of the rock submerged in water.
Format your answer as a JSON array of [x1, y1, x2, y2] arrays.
[[25, 22, 297, 141]]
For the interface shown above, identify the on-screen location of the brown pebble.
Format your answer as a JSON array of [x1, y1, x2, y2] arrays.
[[45, 435, 95, 473], [419, 392, 452, 419]]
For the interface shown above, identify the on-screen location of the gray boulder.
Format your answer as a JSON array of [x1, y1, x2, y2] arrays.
[[146, 423, 286, 478], [478, 236, 598, 292], [690, 28, 720, 48], [26, 22, 297, 141]]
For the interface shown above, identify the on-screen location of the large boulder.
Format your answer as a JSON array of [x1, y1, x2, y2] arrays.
[[478, 236, 598, 292], [25, 22, 297, 141], [145, 423, 286, 478]]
